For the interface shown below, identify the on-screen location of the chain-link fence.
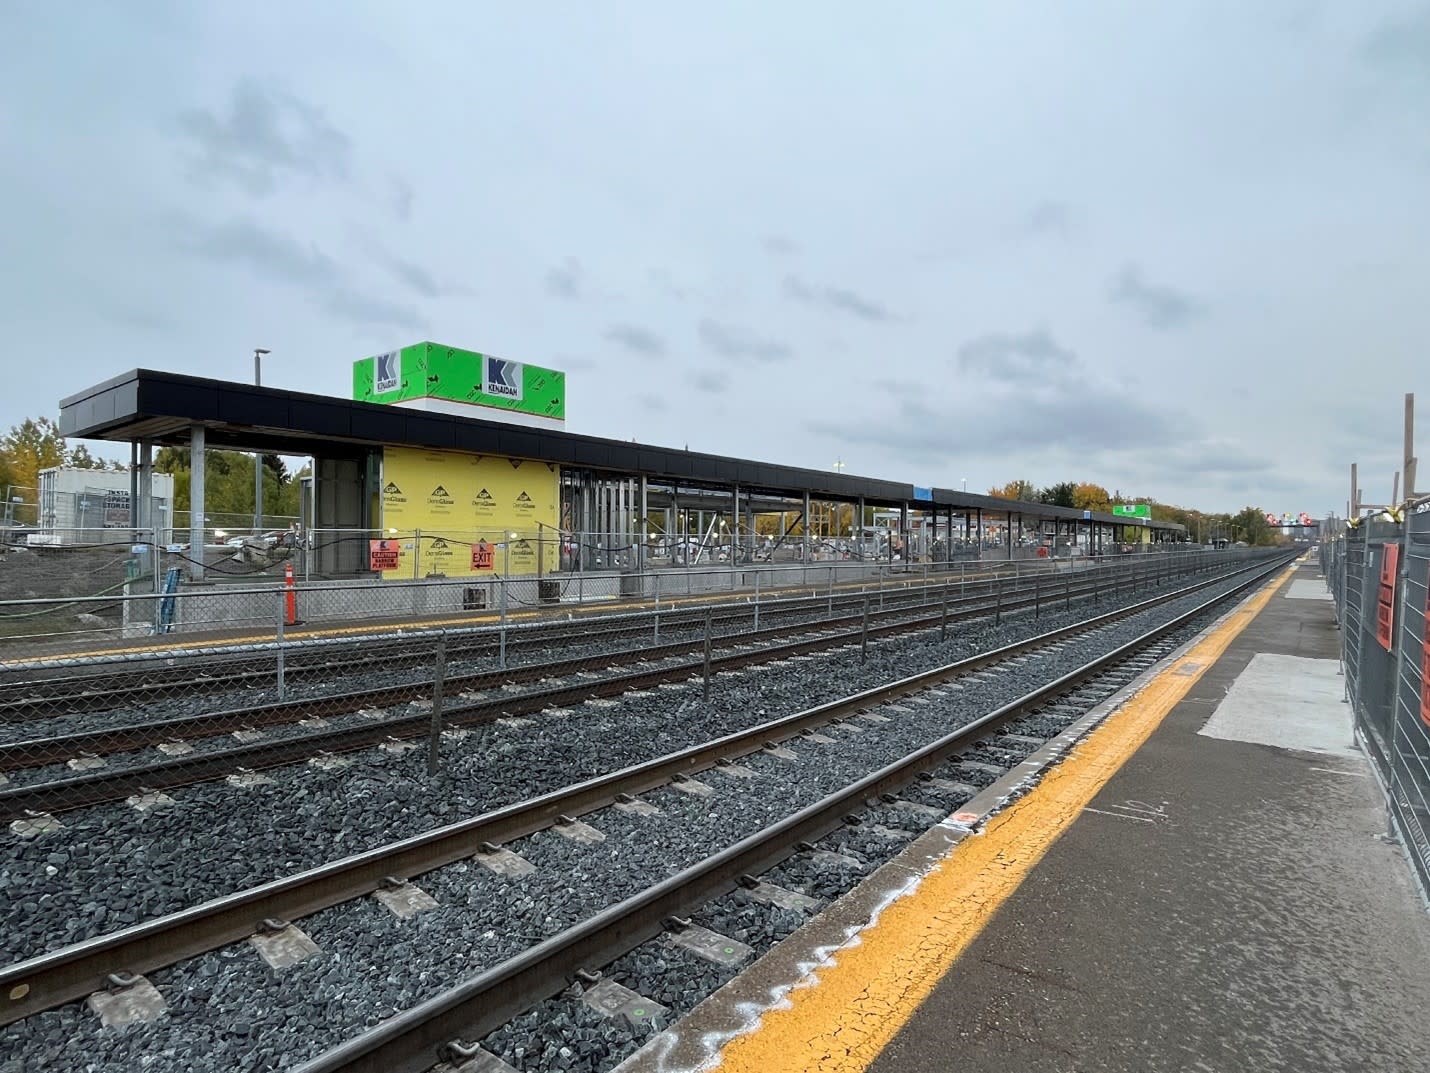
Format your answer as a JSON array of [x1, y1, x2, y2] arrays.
[[1325, 505, 1430, 899], [0, 545, 1274, 829]]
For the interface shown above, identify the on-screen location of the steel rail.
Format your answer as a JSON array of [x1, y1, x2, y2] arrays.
[[0, 579, 951, 713], [0, 555, 1209, 712], [290, 552, 1294, 1073], [0, 553, 1293, 1027], [0, 560, 1256, 814]]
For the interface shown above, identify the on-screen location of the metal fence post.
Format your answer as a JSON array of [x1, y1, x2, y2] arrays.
[[861, 595, 870, 663], [499, 576, 508, 670], [653, 573, 661, 644], [940, 583, 949, 641], [1034, 574, 1041, 620], [702, 608, 713, 701], [995, 576, 1003, 626], [1065, 571, 1071, 611], [275, 590, 287, 701], [428, 633, 446, 776], [753, 571, 761, 632]]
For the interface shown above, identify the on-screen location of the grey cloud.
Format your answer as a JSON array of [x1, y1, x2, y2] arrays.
[[691, 370, 727, 394], [810, 384, 1176, 464], [1110, 266, 1204, 330], [380, 253, 441, 298], [546, 258, 582, 299], [180, 217, 339, 286], [650, 268, 690, 300], [174, 81, 350, 196], [180, 216, 423, 331], [812, 325, 1188, 465], [389, 175, 414, 221], [1363, 7, 1430, 77], [784, 275, 894, 322], [605, 323, 666, 357], [697, 319, 791, 363], [824, 286, 893, 322], [636, 393, 661, 412], [357, 232, 468, 298], [1025, 200, 1074, 236], [763, 236, 799, 255], [322, 289, 425, 332], [957, 330, 1078, 384]]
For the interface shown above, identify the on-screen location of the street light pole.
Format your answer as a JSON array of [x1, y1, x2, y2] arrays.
[[253, 348, 271, 532]]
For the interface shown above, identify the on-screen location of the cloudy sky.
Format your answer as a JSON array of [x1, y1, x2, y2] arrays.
[[3, 2, 1427, 515]]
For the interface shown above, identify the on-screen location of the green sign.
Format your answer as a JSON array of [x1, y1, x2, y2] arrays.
[[353, 342, 565, 423], [1112, 503, 1151, 519]]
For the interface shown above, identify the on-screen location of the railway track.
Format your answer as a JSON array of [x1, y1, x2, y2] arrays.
[[0, 559, 1248, 819], [0, 552, 1293, 1048], [0, 557, 1206, 719]]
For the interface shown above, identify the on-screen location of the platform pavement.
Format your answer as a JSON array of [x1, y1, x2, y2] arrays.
[[864, 557, 1430, 1073], [641, 556, 1430, 1073]]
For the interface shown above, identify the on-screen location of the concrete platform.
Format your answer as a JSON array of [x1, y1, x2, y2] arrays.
[[869, 558, 1430, 1073], [651, 557, 1430, 1073]]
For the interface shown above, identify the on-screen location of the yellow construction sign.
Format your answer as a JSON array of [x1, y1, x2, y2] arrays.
[[379, 446, 560, 578]]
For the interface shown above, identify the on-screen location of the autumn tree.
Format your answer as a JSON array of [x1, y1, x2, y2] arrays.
[[988, 479, 1037, 500], [1072, 482, 1112, 513], [2, 417, 67, 496]]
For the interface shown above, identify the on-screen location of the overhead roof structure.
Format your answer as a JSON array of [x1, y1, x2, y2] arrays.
[[59, 369, 1186, 534]]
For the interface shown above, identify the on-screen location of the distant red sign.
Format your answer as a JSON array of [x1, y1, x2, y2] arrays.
[[1375, 544, 1399, 653], [471, 540, 495, 571], [1423, 586, 1430, 728], [369, 539, 400, 571]]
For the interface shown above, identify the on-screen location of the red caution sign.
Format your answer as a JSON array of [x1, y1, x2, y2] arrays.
[[1375, 544, 1399, 653], [1422, 585, 1430, 728], [368, 539, 400, 572], [470, 540, 495, 571]]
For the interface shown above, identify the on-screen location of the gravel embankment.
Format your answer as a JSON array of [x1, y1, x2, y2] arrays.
[[0, 566, 1267, 1073]]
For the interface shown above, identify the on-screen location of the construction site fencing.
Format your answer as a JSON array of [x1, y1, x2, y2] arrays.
[[0, 546, 1281, 821], [1325, 507, 1430, 899]]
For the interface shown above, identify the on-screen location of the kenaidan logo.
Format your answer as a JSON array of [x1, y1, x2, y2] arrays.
[[374, 350, 400, 394], [483, 357, 523, 401]]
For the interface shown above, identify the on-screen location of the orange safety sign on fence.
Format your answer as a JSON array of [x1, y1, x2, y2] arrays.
[[1423, 586, 1430, 728], [1375, 544, 1399, 653], [1380, 544, 1400, 590], [368, 539, 401, 571], [1421, 644, 1430, 728]]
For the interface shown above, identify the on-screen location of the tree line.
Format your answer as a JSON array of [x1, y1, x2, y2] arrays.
[[987, 478, 1286, 546], [0, 416, 306, 528]]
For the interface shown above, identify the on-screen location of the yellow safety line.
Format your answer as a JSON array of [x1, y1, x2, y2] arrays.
[[714, 561, 1296, 1073], [2, 565, 1020, 665]]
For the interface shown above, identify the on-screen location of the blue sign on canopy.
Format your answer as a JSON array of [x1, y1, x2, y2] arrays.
[[914, 486, 933, 502]]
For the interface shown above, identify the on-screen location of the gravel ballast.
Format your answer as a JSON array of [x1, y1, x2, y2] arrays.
[[0, 563, 1277, 1072]]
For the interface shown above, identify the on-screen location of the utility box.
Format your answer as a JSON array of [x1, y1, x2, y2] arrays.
[[462, 587, 487, 611], [538, 579, 561, 604]]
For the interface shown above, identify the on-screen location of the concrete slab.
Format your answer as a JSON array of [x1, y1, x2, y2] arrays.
[[868, 573, 1430, 1073], [1286, 578, 1332, 600], [1198, 652, 1355, 758]]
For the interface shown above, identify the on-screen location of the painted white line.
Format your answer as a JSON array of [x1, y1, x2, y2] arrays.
[[1310, 766, 1368, 778], [1082, 807, 1156, 823]]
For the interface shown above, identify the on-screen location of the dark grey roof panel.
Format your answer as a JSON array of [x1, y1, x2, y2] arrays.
[[57, 369, 1186, 533]]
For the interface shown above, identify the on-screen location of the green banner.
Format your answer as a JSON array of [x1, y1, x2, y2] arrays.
[[354, 342, 565, 422], [1112, 503, 1151, 519]]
